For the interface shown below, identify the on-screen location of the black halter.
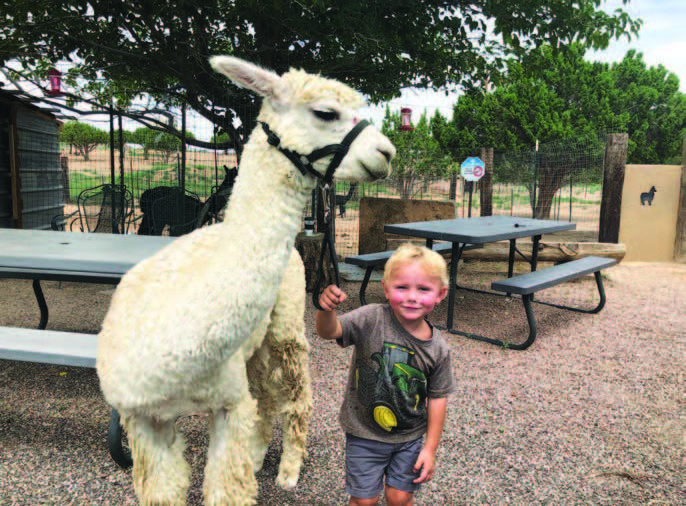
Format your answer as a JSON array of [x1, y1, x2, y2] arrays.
[[260, 119, 372, 309], [260, 119, 372, 184]]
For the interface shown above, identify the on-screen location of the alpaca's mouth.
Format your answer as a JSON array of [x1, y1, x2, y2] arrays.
[[360, 162, 390, 181], [361, 165, 383, 181]]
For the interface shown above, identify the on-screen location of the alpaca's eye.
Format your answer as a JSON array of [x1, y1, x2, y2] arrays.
[[313, 109, 340, 122]]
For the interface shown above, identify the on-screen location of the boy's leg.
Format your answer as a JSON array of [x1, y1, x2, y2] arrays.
[[385, 486, 414, 506], [384, 437, 423, 506], [345, 434, 390, 504]]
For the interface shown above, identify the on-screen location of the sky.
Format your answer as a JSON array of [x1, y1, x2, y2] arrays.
[[361, 0, 686, 126]]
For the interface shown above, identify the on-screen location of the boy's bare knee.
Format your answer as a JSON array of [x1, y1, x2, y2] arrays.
[[385, 485, 414, 506]]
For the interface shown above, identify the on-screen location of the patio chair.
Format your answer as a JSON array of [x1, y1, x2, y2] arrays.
[[51, 183, 134, 234]]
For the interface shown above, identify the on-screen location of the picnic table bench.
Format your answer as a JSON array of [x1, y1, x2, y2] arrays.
[[487, 256, 617, 349], [0, 326, 132, 468]]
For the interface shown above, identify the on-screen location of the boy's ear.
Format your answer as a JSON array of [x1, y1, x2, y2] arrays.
[[438, 285, 448, 302]]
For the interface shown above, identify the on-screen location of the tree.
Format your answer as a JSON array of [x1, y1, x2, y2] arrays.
[[59, 121, 108, 161], [381, 108, 454, 198], [432, 45, 686, 218], [0, 1, 639, 153], [608, 50, 686, 164], [130, 127, 155, 160]]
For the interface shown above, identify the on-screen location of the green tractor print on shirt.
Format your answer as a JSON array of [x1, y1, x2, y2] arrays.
[[355, 342, 428, 432]]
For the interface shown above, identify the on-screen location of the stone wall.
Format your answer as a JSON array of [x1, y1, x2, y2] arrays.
[[358, 197, 456, 254]]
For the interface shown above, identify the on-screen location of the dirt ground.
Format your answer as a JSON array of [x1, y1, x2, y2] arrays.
[[0, 258, 683, 505]]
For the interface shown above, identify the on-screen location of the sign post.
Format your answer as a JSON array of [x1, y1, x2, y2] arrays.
[[460, 157, 485, 217]]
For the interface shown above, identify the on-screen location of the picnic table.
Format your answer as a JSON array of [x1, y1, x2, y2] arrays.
[[0, 229, 174, 329], [384, 216, 615, 349], [0, 228, 175, 467]]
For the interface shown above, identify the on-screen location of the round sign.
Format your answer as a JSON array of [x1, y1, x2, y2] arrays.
[[460, 157, 485, 182]]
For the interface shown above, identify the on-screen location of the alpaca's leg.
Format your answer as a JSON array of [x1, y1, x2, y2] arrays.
[[204, 357, 259, 506], [246, 345, 277, 472], [268, 250, 313, 489], [275, 340, 312, 489], [123, 414, 190, 506]]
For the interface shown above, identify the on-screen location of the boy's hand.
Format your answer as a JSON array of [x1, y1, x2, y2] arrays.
[[318, 284, 347, 311], [412, 447, 436, 484]]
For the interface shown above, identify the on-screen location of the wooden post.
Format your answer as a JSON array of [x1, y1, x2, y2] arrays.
[[449, 172, 457, 201], [8, 105, 23, 229], [598, 133, 628, 243], [60, 156, 71, 203], [674, 137, 686, 261], [479, 147, 494, 216]]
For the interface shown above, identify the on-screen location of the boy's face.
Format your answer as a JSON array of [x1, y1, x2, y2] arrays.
[[382, 259, 447, 325]]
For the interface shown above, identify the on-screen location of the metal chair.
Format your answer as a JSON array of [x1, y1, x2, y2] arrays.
[[51, 183, 134, 234]]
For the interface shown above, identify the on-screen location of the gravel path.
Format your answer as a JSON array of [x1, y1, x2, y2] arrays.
[[0, 260, 683, 505]]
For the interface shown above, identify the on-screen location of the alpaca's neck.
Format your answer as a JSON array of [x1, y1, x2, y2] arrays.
[[220, 138, 314, 254]]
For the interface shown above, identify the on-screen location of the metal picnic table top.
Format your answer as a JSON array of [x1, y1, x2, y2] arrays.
[[0, 228, 175, 275], [384, 215, 576, 245], [0, 228, 175, 328]]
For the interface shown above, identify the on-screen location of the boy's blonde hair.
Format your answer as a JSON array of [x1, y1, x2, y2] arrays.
[[383, 242, 449, 287]]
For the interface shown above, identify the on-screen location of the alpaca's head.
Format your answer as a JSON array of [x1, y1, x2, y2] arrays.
[[210, 56, 394, 183]]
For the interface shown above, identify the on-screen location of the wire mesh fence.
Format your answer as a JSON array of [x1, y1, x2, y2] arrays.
[[53, 138, 605, 252], [326, 178, 603, 259], [326, 133, 607, 258], [58, 143, 237, 234]]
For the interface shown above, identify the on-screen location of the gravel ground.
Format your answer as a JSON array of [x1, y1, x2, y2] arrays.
[[0, 260, 684, 505]]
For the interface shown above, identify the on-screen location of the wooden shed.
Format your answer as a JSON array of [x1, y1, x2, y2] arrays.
[[0, 90, 63, 229]]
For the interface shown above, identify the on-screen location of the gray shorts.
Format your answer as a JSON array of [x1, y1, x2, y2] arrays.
[[345, 433, 423, 499]]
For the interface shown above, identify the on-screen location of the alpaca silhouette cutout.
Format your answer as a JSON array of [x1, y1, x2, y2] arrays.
[[335, 182, 357, 217], [640, 186, 656, 206]]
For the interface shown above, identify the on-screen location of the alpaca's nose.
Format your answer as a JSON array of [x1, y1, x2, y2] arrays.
[[379, 148, 393, 163]]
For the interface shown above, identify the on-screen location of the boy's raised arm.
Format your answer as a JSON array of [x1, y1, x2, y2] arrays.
[[315, 285, 346, 340]]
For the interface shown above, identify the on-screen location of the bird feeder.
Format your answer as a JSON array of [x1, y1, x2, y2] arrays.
[[399, 107, 414, 131], [46, 68, 62, 96]]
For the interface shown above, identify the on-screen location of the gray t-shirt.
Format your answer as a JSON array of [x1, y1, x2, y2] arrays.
[[337, 303, 454, 443]]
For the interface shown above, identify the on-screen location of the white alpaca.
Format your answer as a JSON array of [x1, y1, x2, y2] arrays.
[[96, 56, 394, 506]]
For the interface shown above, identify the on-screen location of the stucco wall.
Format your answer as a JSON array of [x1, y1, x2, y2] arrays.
[[619, 165, 682, 261]]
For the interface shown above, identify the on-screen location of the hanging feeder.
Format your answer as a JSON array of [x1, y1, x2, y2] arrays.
[[399, 107, 414, 131], [46, 68, 62, 96]]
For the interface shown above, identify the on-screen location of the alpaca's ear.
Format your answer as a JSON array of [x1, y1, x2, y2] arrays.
[[210, 56, 287, 104]]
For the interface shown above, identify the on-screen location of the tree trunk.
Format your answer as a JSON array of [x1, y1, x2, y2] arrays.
[[534, 165, 570, 219], [479, 147, 494, 216], [295, 232, 335, 292]]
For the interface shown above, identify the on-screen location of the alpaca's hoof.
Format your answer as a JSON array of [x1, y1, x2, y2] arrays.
[[276, 470, 300, 490]]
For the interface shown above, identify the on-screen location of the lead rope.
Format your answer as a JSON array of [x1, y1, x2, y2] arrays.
[[312, 184, 341, 310]]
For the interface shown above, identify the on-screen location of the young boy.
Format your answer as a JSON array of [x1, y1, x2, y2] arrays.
[[316, 243, 454, 506]]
